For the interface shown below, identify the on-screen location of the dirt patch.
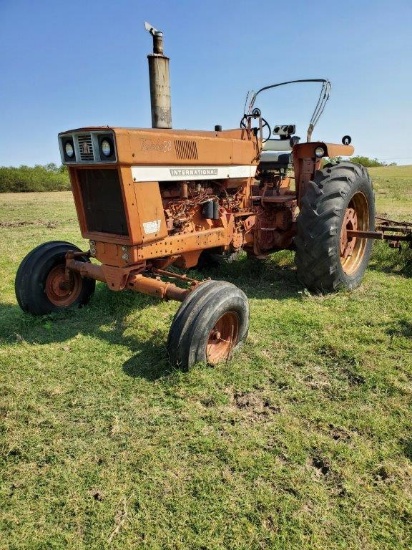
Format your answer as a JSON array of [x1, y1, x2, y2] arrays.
[[0, 220, 57, 228], [311, 456, 330, 476], [232, 391, 281, 422], [328, 423, 352, 442]]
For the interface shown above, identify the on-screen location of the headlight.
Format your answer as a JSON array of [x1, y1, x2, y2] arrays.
[[101, 139, 112, 157], [65, 142, 75, 158], [315, 146, 326, 158]]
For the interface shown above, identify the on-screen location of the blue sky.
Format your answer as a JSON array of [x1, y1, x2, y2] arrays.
[[0, 0, 411, 167]]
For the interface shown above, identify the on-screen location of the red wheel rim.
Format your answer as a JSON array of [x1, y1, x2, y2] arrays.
[[206, 311, 239, 364], [340, 191, 369, 275], [45, 265, 82, 307]]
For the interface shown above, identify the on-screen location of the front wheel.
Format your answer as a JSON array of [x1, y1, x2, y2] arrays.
[[167, 281, 249, 370], [295, 162, 375, 292], [15, 241, 96, 315]]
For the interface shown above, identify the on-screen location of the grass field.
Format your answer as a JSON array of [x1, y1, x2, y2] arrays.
[[1, 165, 411, 549]]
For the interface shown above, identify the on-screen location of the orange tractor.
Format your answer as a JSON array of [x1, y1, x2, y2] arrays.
[[15, 24, 377, 370]]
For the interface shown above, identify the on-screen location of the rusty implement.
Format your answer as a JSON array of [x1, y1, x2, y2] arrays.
[[347, 217, 412, 249]]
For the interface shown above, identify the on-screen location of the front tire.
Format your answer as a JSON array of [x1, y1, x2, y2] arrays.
[[167, 281, 249, 370], [15, 241, 96, 315], [295, 162, 375, 292]]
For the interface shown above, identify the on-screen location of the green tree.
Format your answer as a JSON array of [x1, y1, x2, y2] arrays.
[[0, 164, 70, 192]]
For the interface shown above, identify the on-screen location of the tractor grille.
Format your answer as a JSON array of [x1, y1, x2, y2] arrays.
[[59, 130, 117, 164], [78, 134, 94, 161], [77, 169, 128, 236], [174, 140, 198, 160]]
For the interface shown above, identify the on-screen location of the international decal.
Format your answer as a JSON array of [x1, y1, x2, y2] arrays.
[[169, 168, 218, 177]]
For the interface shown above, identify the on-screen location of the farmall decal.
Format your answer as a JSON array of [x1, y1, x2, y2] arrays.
[[140, 138, 172, 153]]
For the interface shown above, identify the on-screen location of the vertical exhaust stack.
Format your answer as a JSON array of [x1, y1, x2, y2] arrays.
[[145, 22, 172, 129]]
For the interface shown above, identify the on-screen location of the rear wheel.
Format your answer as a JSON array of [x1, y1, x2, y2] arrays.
[[295, 162, 375, 292], [167, 281, 249, 370], [15, 241, 96, 315]]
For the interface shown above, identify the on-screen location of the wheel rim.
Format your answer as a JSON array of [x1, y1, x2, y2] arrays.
[[340, 191, 370, 275], [206, 311, 239, 364], [45, 264, 82, 307]]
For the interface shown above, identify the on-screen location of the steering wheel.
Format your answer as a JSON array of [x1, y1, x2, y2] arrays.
[[259, 118, 271, 143], [240, 115, 271, 143]]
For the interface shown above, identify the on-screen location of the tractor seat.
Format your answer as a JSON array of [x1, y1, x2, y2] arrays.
[[259, 131, 301, 168], [260, 138, 293, 167], [262, 138, 293, 152], [259, 151, 291, 165]]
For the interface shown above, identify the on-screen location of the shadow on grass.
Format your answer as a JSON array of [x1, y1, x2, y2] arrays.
[[0, 254, 301, 381], [122, 352, 174, 381], [0, 285, 174, 380], [192, 251, 302, 300], [368, 242, 412, 277], [401, 438, 412, 461], [386, 319, 412, 340]]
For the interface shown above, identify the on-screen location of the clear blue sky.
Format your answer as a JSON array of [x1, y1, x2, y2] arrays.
[[1, 0, 411, 167]]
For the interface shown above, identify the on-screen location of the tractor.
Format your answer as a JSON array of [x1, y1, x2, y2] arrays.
[[15, 23, 377, 370]]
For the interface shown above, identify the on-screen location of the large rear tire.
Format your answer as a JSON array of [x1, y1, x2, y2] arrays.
[[295, 162, 375, 292], [167, 281, 249, 370], [15, 241, 96, 315]]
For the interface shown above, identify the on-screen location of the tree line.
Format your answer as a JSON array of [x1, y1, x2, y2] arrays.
[[0, 156, 396, 193], [0, 163, 70, 192], [331, 156, 396, 168]]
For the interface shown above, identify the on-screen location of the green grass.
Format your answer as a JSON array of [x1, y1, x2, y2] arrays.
[[1, 167, 412, 549], [369, 165, 412, 218]]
